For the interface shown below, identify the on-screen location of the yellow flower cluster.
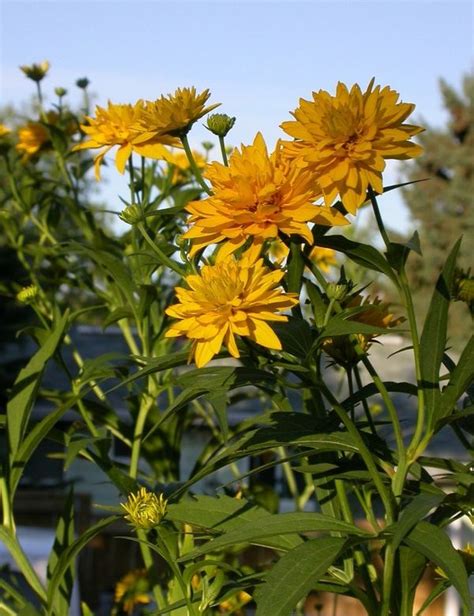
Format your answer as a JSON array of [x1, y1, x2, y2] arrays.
[[70, 78, 421, 369], [114, 569, 150, 615], [73, 86, 218, 180]]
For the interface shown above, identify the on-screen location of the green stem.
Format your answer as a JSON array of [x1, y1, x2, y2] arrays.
[[318, 382, 395, 521], [218, 135, 228, 166], [368, 186, 391, 249], [335, 480, 379, 614], [354, 365, 377, 438], [277, 446, 300, 510], [155, 533, 198, 616], [0, 476, 14, 530], [180, 134, 212, 195], [136, 221, 185, 276], [128, 156, 137, 204], [137, 529, 167, 610]]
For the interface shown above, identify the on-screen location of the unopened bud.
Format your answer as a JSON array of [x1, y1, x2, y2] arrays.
[[54, 87, 67, 97], [326, 283, 348, 302], [17, 284, 39, 304], [119, 204, 144, 225], [205, 113, 236, 137], [76, 77, 90, 89], [19, 61, 50, 82]]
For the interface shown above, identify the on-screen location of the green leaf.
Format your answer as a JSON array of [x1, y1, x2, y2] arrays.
[[287, 239, 305, 296], [313, 234, 397, 284], [271, 317, 315, 359], [0, 527, 46, 602], [390, 491, 445, 551], [254, 537, 347, 616], [47, 490, 75, 616], [179, 512, 370, 562], [318, 307, 405, 341], [403, 521, 471, 612], [396, 546, 427, 616], [437, 335, 474, 427], [420, 239, 461, 430], [168, 494, 302, 553], [10, 396, 78, 494], [305, 280, 327, 327], [7, 312, 69, 462], [47, 516, 119, 608]]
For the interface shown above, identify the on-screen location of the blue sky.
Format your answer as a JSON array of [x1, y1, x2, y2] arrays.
[[1, 0, 472, 232]]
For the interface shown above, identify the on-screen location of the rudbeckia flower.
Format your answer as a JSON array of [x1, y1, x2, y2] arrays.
[[114, 569, 151, 616], [140, 86, 220, 137], [72, 101, 179, 180], [121, 487, 167, 530], [183, 132, 348, 258], [16, 121, 49, 160], [165, 250, 298, 367], [281, 80, 424, 214]]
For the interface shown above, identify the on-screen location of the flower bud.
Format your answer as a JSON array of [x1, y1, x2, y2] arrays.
[[119, 204, 144, 225], [19, 61, 50, 82], [17, 284, 39, 304], [326, 282, 349, 301], [205, 113, 236, 137], [54, 87, 67, 97], [201, 140, 214, 151], [121, 488, 167, 530], [76, 77, 90, 89]]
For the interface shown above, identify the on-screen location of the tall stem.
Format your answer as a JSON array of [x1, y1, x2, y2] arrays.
[[218, 135, 228, 166], [180, 134, 212, 195]]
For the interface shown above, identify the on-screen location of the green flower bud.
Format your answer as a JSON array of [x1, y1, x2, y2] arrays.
[[19, 61, 50, 82], [205, 113, 236, 137], [54, 87, 67, 97], [457, 277, 474, 305], [326, 283, 349, 301], [119, 204, 144, 225], [201, 140, 214, 151], [76, 77, 90, 89]]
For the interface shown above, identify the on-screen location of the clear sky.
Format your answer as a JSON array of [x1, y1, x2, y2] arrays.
[[1, 0, 473, 232]]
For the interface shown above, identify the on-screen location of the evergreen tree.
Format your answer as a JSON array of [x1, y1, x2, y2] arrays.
[[401, 73, 474, 346]]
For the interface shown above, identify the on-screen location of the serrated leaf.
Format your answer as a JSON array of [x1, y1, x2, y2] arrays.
[[254, 537, 347, 616], [167, 494, 301, 553], [179, 513, 367, 562]]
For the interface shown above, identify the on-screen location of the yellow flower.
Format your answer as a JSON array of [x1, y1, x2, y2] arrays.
[[19, 60, 50, 82], [322, 293, 403, 366], [219, 590, 252, 614], [140, 86, 220, 137], [167, 148, 206, 184], [183, 132, 348, 259], [121, 487, 167, 530], [72, 101, 179, 180], [16, 284, 39, 304], [114, 569, 150, 616], [16, 122, 49, 160], [281, 80, 424, 214], [309, 246, 337, 273], [165, 250, 299, 368], [0, 124, 10, 138]]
